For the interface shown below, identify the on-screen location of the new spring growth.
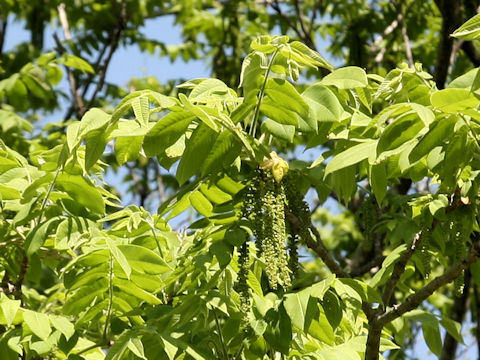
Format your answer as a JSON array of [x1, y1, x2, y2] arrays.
[[260, 151, 289, 183]]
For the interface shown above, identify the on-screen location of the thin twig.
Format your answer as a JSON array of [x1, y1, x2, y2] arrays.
[[382, 230, 423, 306], [371, 12, 401, 54], [84, 0, 127, 116], [293, 0, 315, 49], [270, 1, 317, 51]]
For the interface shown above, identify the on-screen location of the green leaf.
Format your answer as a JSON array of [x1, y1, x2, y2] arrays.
[[377, 114, 424, 155], [106, 238, 132, 279], [264, 305, 292, 355], [260, 99, 298, 126], [23, 310, 51, 340], [56, 173, 105, 214], [422, 322, 442, 356], [322, 290, 342, 330], [50, 315, 75, 340], [179, 93, 219, 131], [201, 130, 242, 176], [290, 41, 333, 70], [302, 84, 343, 123], [370, 163, 387, 205], [117, 244, 171, 274], [199, 184, 231, 204], [309, 275, 335, 299], [60, 54, 94, 73], [261, 119, 295, 142], [132, 96, 150, 127], [79, 108, 111, 139], [210, 240, 232, 268], [440, 317, 464, 344], [189, 191, 213, 217], [0, 184, 21, 200], [325, 141, 377, 176], [25, 217, 59, 256], [85, 131, 107, 170], [176, 124, 217, 185], [127, 338, 146, 359], [284, 292, 310, 330], [430, 88, 479, 113], [66, 122, 81, 152], [115, 136, 143, 165], [0, 296, 21, 327], [308, 305, 335, 345], [114, 278, 161, 305], [409, 116, 456, 163], [452, 13, 480, 40], [322, 66, 368, 89], [143, 111, 195, 157], [161, 333, 211, 360], [265, 78, 309, 118]]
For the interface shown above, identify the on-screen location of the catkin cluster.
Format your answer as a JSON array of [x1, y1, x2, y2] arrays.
[[248, 170, 291, 290], [452, 217, 468, 296], [419, 228, 432, 279]]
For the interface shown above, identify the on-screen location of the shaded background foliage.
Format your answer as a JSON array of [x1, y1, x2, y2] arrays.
[[2, 1, 480, 359]]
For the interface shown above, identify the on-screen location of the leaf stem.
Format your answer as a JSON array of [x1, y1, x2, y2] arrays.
[[251, 49, 279, 137], [103, 255, 114, 343], [213, 309, 229, 359], [37, 166, 62, 226]]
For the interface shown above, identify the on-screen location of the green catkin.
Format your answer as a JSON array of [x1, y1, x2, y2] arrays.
[[362, 196, 376, 251], [419, 229, 431, 279], [237, 241, 250, 316], [283, 172, 311, 276], [288, 234, 299, 277], [261, 174, 281, 289], [273, 181, 291, 288]]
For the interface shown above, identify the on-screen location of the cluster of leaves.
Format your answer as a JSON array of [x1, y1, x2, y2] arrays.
[[4, 8, 480, 359]]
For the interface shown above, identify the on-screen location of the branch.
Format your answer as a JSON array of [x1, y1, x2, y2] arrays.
[[305, 224, 349, 277], [53, 33, 85, 115], [83, 0, 127, 116], [378, 238, 480, 326], [398, 13, 414, 66], [433, 0, 462, 89], [285, 209, 348, 278], [293, 0, 315, 50], [0, 15, 7, 57], [382, 231, 423, 305], [370, 12, 401, 62], [473, 283, 480, 357], [270, 0, 317, 51]]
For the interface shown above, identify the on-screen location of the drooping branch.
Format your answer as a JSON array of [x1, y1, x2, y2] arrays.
[[378, 238, 480, 326]]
